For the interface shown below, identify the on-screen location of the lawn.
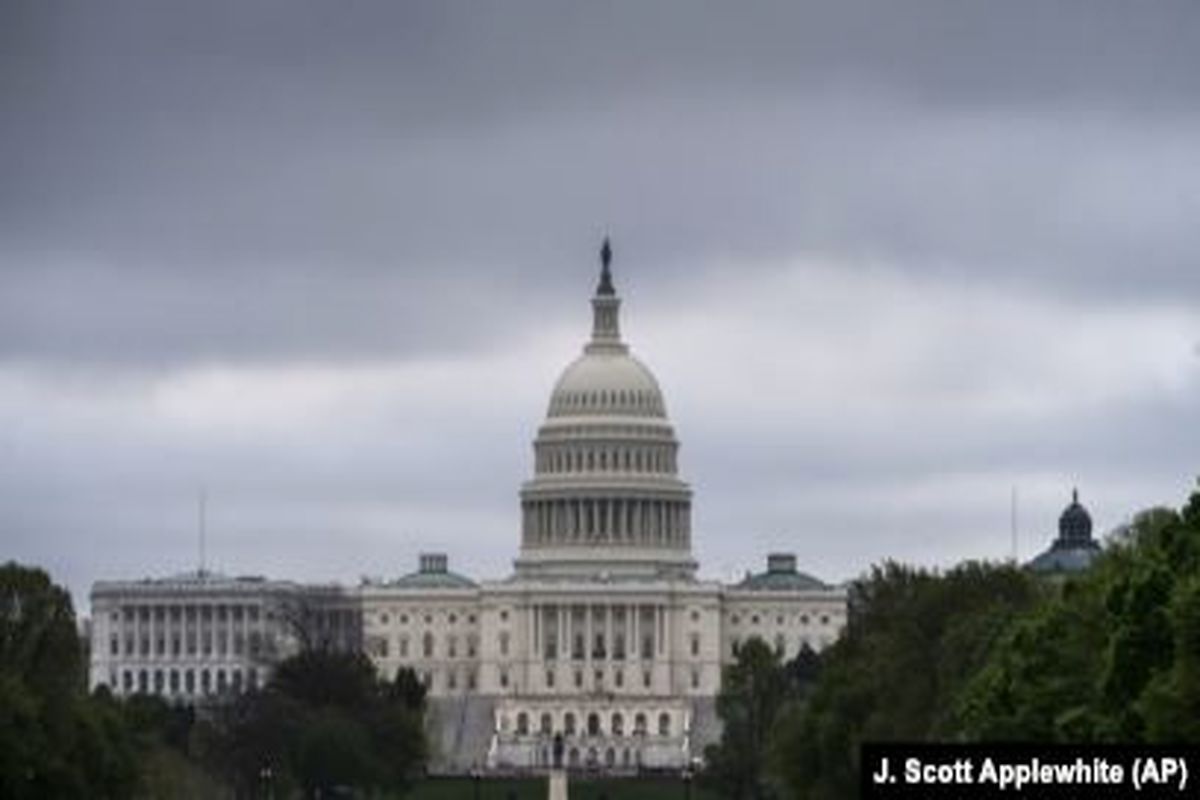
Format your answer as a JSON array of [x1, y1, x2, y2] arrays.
[[407, 775, 719, 800]]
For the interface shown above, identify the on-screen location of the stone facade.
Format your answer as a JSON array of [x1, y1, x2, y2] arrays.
[[88, 243, 848, 772]]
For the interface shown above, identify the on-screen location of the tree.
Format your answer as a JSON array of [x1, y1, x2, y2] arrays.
[[776, 561, 1044, 799], [958, 486, 1200, 744], [196, 650, 427, 795], [0, 562, 139, 798], [705, 637, 792, 800]]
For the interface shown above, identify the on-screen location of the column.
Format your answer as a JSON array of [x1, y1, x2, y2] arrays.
[[585, 604, 593, 666], [605, 605, 613, 662]]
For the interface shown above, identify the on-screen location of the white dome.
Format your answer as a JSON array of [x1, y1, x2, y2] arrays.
[[547, 351, 667, 418]]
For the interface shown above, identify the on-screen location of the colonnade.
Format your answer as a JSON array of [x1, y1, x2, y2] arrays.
[[521, 497, 690, 547], [527, 602, 670, 664]]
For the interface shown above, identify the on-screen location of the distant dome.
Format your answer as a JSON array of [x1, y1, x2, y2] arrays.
[[1057, 489, 1093, 546], [548, 352, 666, 418], [1028, 488, 1100, 575]]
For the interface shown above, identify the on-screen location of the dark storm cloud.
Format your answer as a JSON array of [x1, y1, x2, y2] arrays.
[[1, 1, 1198, 605], [3, 0, 1200, 364]]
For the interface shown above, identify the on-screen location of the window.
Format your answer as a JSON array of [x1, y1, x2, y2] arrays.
[[634, 713, 646, 735], [731, 638, 740, 657], [499, 669, 509, 689], [448, 636, 457, 658], [423, 632, 434, 658], [612, 713, 624, 736], [587, 713, 601, 736], [185, 670, 195, 693], [109, 636, 118, 656], [574, 669, 583, 688], [545, 669, 555, 688], [541, 713, 552, 735], [691, 669, 700, 689], [658, 713, 671, 737], [399, 636, 409, 658], [499, 632, 510, 656], [565, 713, 577, 736], [517, 712, 529, 735], [447, 670, 457, 690], [500, 609, 509, 622], [642, 670, 651, 689], [690, 634, 700, 657], [614, 669, 623, 688]]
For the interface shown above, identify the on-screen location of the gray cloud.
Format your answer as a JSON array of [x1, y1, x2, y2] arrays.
[[1, 1, 1198, 606]]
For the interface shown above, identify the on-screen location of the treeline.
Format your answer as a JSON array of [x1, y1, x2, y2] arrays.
[[706, 481, 1200, 799], [0, 562, 427, 798]]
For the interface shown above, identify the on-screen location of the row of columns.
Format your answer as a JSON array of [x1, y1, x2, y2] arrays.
[[528, 603, 670, 665], [535, 444, 676, 476], [522, 498, 690, 547]]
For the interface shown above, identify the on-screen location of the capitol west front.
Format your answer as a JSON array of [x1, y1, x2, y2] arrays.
[[89, 245, 847, 772]]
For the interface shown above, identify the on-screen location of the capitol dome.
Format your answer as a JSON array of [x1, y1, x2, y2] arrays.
[[547, 353, 667, 419], [515, 239, 695, 580]]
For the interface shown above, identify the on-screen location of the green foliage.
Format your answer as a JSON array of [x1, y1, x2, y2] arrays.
[[957, 492, 1200, 744], [777, 560, 1045, 799], [197, 652, 428, 796], [0, 562, 140, 798], [705, 637, 822, 800]]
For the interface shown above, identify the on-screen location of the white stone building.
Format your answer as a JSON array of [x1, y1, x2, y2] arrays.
[[359, 243, 847, 772], [89, 570, 360, 701], [88, 242, 847, 772]]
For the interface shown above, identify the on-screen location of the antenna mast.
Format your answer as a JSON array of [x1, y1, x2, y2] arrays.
[[1009, 486, 1018, 562], [198, 487, 208, 578]]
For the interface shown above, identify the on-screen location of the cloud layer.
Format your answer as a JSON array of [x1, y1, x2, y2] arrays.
[[1, 0, 1198, 606]]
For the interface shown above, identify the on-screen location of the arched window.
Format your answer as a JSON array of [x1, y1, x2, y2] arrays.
[[423, 632, 434, 658], [541, 713, 552, 735], [658, 712, 671, 737], [634, 713, 647, 735], [612, 713, 624, 736], [587, 712, 601, 736], [517, 712, 529, 735], [564, 712, 577, 735]]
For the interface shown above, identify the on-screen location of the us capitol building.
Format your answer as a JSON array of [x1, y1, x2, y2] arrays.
[[89, 242, 849, 772]]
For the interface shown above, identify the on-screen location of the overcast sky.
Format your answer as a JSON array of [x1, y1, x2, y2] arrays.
[[3, 1, 1199, 609]]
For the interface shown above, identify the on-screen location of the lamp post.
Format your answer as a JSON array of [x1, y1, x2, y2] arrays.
[[682, 766, 693, 800]]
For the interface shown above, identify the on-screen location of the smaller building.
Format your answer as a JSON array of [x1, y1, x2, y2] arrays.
[[89, 570, 360, 701], [1027, 489, 1102, 574]]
